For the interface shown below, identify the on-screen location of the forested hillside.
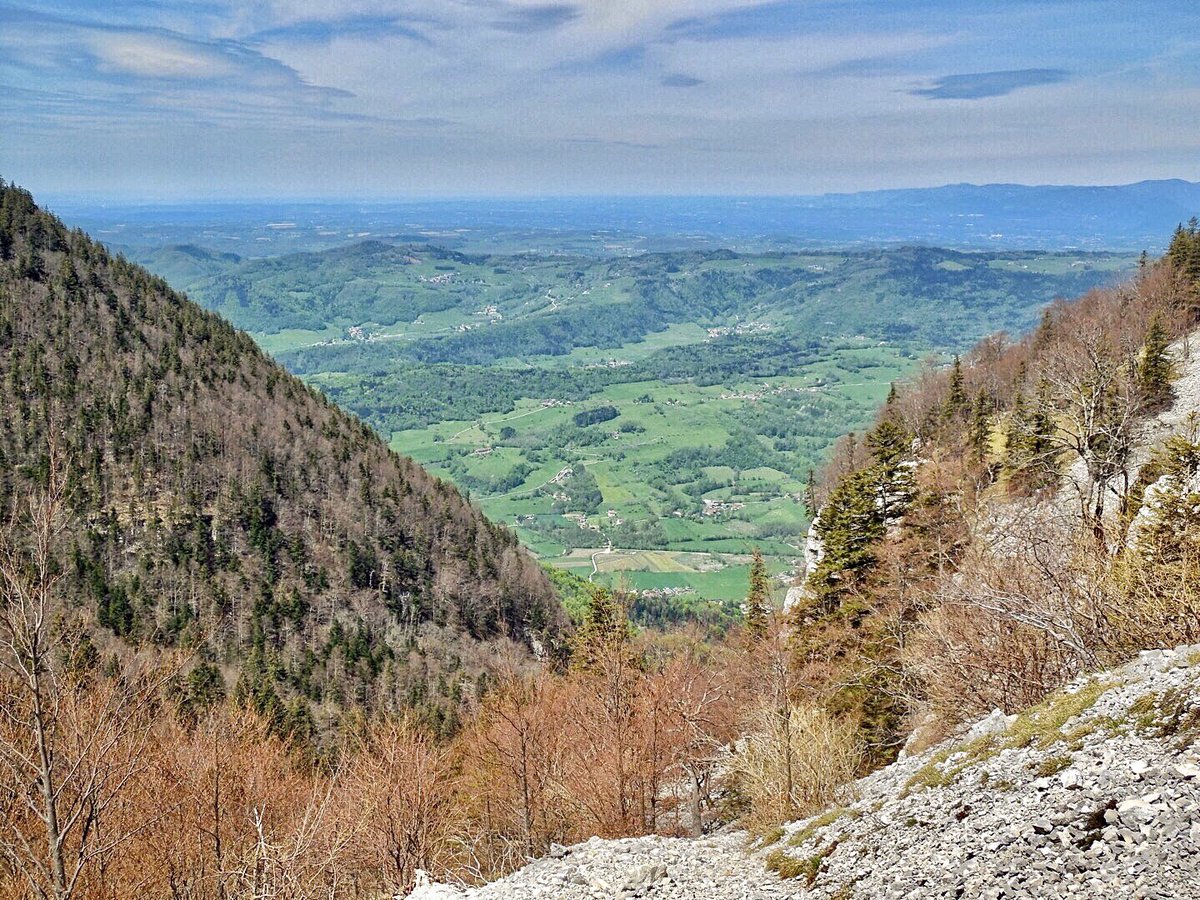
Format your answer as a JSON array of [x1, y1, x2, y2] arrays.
[[0, 180, 564, 737], [791, 221, 1200, 761], [2, 185, 1198, 900]]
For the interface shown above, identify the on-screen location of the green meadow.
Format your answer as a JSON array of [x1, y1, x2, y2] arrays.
[[156, 241, 1137, 601]]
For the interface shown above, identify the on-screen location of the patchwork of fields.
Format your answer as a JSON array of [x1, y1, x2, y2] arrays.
[[378, 343, 913, 593], [140, 240, 1137, 602]]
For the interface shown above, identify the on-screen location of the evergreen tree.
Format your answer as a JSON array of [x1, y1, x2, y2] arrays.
[[1028, 381, 1058, 467], [1137, 314, 1173, 408], [969, 389, 992, 463], [943, 355, 967, 421], [1031, 308, 1056, 354], [1167, 218, 1200, 288], [866, 416, 915, 519], [865, 417, 909, 471], [803, 467, 817, 519], [1003, 390, 1028, 473], [1004, 383, 1058, 489], [809, 468, 888, 608], [745, 548, 770, 638]]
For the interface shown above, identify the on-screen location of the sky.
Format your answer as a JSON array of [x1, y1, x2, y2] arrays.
[[1, 0, 1198, 200]]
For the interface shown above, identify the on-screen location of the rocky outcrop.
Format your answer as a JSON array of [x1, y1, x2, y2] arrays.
[[766, 643, 1200, 899], [414, 645, 1200, 899], [784, 515, 825, 612]]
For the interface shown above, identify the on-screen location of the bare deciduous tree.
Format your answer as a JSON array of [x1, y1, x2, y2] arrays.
[[0, 458, 162, 900]]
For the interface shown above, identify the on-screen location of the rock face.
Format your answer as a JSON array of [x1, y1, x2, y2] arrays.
[[414, 645, 1200, 899], [784, 515, 824, 612]]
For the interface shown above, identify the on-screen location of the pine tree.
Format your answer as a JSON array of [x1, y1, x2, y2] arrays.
[[1028, 381, 1058, 467], [1005, 383, 1057, 489], [865, 417, 909, 471], [1031, 308, 1056, 354], [809, 468, 888, 608], [1003, 391, 1029, 474], [803, 468, 817, 519], [745, 548, 770, 638], [943, 355, 967, 421], [1137, 314, 1173, 408], [1168, 218, 1200, 286], [866, 416, 914, 519], [969, 389, 992, 463]]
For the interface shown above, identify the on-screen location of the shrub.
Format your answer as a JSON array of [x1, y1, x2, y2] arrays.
[[729, 702, 861, 833]]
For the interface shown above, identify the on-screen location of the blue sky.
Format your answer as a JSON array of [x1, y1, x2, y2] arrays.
[[2, 0, 1198, 199]]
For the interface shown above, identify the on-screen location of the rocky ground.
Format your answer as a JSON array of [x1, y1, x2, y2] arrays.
[[413, 644, 1200, 899]]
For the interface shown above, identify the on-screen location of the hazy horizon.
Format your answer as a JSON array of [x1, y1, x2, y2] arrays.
[[27, 177, 1198, 208]]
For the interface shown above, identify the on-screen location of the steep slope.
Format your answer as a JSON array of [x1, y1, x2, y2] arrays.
[[770, 237, 1200, 762], [415, 643, 1200, 899], [0, 181, 564, 733]]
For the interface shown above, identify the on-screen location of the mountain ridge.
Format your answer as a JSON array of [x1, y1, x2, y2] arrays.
[[50, 179, 1200, 258], [0, 179, 565, 735]]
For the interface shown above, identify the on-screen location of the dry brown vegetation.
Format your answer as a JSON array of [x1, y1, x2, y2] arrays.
[[0, 556, 791, 898], [0, 455, 843, 897]]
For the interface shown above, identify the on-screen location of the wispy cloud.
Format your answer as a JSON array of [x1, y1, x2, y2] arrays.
[[491, 3, 581, 34], [665, 0, 809, 42], [3, 0, 1198, 197], [247, 15, 433, 46], [565, 135, 664, 150], [0, 7, 353, 111], [910, 68, 1070, 100], [555, 44, 646, 75]]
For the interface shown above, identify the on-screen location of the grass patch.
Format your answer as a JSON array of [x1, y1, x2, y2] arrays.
[[1063, 714, 1124, 749], [901, 755, 954, 796], [901, 681, 1109, 798], [1035, 754, 1073, 778], [1006, 680, 1107, 749], [1128, 687, 1200, 748], [900, 734, 1001, 796], [787, 807, 853, 848], [753, 826, 786, 848], [1129, 692, 1161, 730], [766, 845, 835, 886]]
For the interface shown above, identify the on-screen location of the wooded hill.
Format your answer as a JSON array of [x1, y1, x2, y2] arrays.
[[0, 180, 565, 737]]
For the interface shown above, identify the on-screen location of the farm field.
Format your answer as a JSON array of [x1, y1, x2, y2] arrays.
[[136, 239, 1138, 602]]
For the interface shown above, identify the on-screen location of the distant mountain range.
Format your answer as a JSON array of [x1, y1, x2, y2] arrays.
[[48, 179, 1200, 256]]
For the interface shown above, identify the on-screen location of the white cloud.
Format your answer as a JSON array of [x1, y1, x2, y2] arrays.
[[4, 0, 1199, 196], [91, 33, 240, 80]]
